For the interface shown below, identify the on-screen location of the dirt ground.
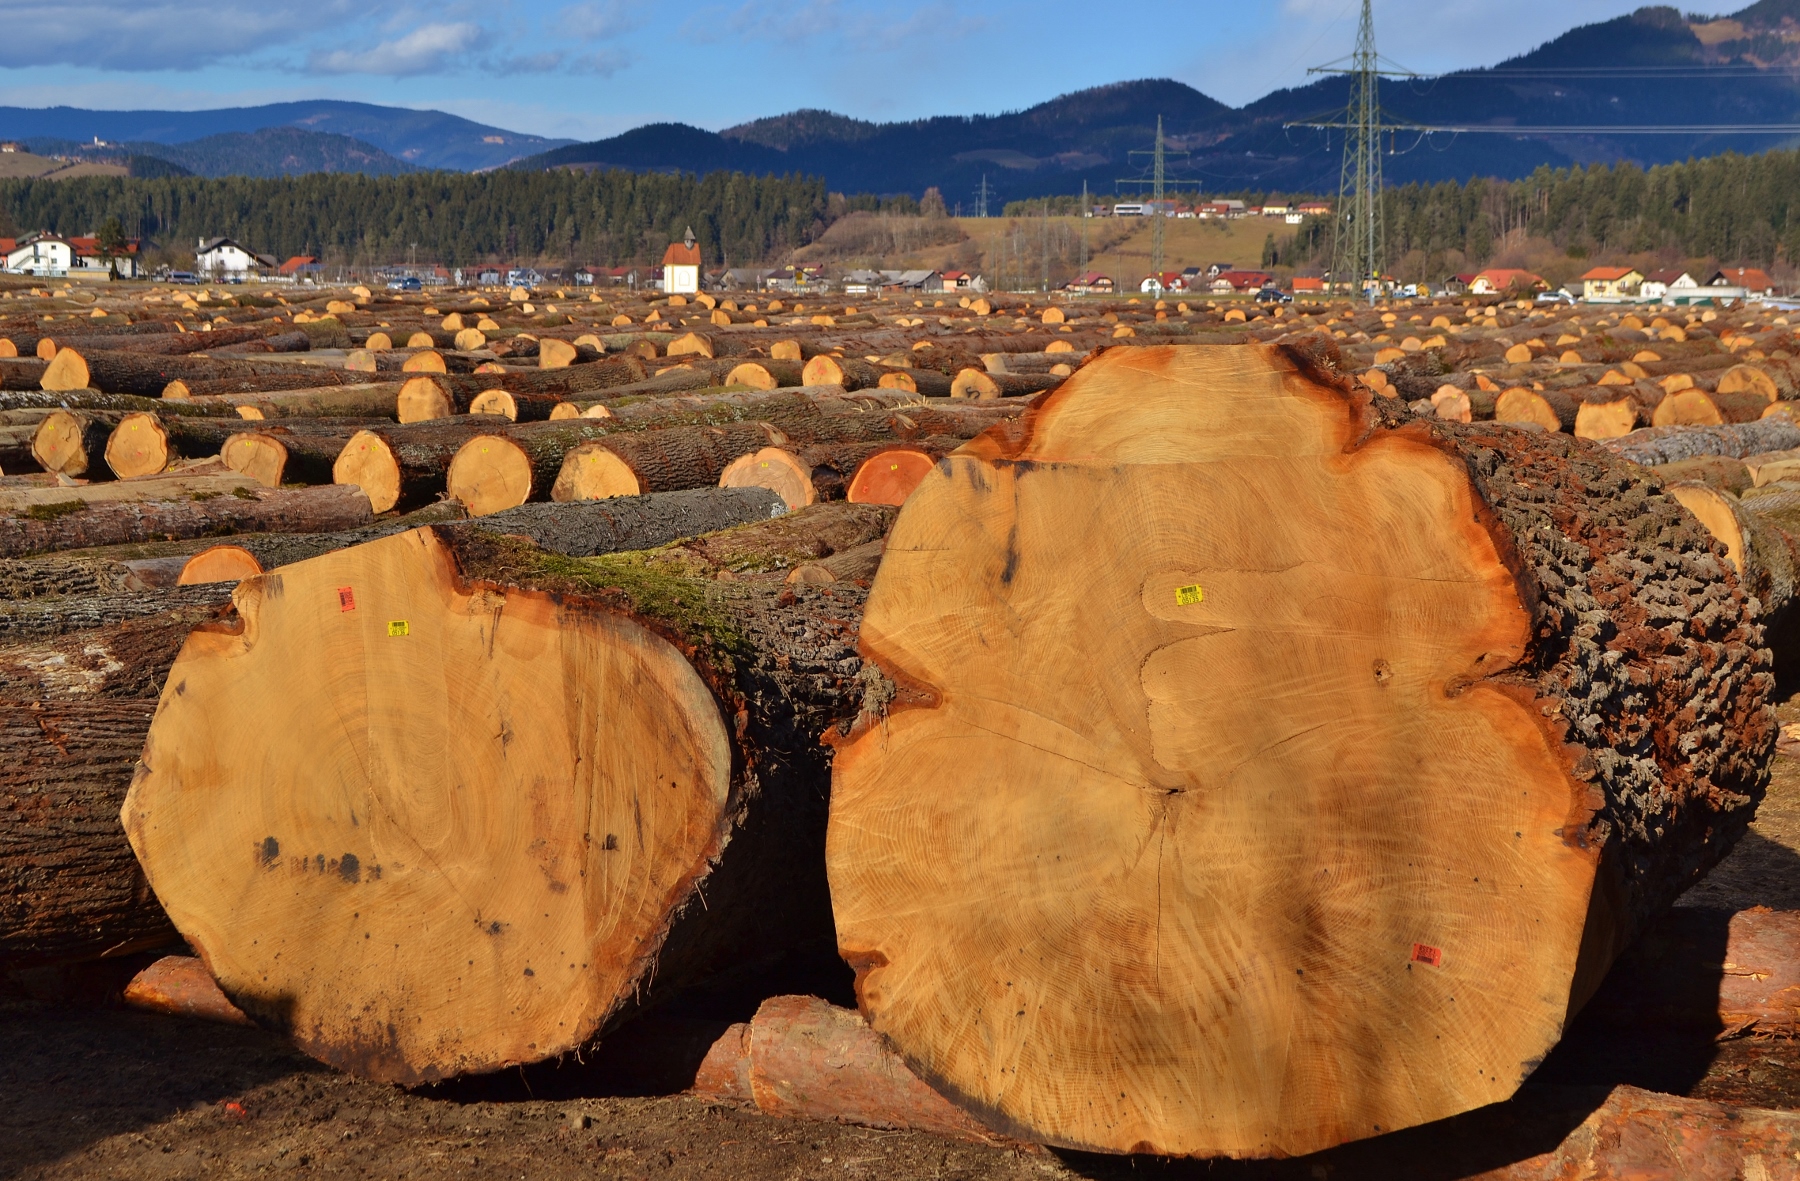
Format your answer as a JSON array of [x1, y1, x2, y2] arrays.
[[6, 696, 1800, 1181]]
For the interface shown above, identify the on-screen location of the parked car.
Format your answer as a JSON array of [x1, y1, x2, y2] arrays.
[[1535, 289, 1575, 305], [165, 271, 196, 284], [387, 276, 423, 292], [1254, 287, 1293, 304]]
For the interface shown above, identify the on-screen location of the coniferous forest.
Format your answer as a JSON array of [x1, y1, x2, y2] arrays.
[[0, 168, 832, 269], [4, 149, 1800, 273]]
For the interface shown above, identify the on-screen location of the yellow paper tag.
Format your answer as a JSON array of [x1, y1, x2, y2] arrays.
[[387, 620, 410, 637], [1174, 584, 1204, 606]]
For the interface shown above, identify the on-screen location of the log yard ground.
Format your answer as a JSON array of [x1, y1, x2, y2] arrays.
[[4, 274, 1800, 1179]]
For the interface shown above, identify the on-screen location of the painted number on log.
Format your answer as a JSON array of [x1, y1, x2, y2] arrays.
[[337, 587, 356, 612], [1174, 584, 1205, 606], [387, 620, 410, 637], [1411, 943, 1443, 968]]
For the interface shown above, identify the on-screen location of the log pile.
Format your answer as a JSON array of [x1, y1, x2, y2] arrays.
[[2, 275, 1796, 1168]]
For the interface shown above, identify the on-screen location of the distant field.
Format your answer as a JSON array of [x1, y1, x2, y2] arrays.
[[950, 215, 1300, 291], [0, 152, 128, 180]]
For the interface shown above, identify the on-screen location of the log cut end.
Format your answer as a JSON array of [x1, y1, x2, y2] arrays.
[[221, 433, 289, 487], [333, 431, 403, 515], [552, 443, 643, 503], [447, 435, 535, 517], [720, 448, 815, 511], [32, 410, 98, 477], [40, 348, 89, 392], [397, 376, 454, 424], [846, 448, 937, 506], [122, 527, 735, 1083], [468, 390, 519, 420], [827, 343, 1773, 1159], [179, 545, 263, 585], [104, 413, 173, 479]]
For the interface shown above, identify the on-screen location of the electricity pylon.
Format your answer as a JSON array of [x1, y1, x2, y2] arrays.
[[1289, 0, 1417, 302], [1118, 116, 1188, 287]]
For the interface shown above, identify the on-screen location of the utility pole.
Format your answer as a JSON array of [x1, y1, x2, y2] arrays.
[[1041, 199, 1050, 293], [1120, 115, 1187, 292], [1079, 180, 1090, 276], [1289, 0, 1417, 304]]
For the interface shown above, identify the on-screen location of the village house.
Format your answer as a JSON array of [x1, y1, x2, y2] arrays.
[[1211, 269, 1272, 294], [1063, 272, 1115, 295], [661, 227, 702, 295], [940, 270, 985, 292], [1579, 266, 1643, 301], [1468, 268, 1546, 295], [1140, 271, 1187, 295], [5, 233, 75, 276], [1639, 269, 1697, 300], [278, 256, 322, 281], [196, 238, 275, 282], [1710, 267, 1777, 297], [1291, 276, 1326, 294], [1296, 201, 1332, 217]]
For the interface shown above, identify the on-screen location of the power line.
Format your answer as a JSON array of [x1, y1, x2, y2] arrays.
[[1284, 119, 1800, 135], [1118, 115, 1189, 284], [1299, 0, 1413, 303]]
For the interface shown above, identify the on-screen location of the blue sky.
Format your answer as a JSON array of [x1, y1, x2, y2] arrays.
[[0, 2, 1680, 139]]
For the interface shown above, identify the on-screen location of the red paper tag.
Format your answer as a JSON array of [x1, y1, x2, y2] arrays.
[[337, 587, 356, 612], [1411, 943, 1443, 968]]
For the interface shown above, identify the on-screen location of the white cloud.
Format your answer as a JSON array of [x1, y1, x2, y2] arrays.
[[308, 22, 484, 75], [0, 1, 352, 71], [559, 0, 642, 41]]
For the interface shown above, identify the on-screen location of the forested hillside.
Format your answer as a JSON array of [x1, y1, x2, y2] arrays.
[[1277, 150, 1800, 281], [0, 169, 830, 268]]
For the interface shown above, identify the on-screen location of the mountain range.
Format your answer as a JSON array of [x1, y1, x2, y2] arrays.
[[520, 2, 1800, 200], [22, 127, 417, 179], [5, 4, 1800, 195], [0, 101, 571, 172]]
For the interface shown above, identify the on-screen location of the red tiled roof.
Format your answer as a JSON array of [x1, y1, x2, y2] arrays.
[[1715, 267, 1775, 291], [1580, 266, 1637, 281], [662, 241, 702, 267]]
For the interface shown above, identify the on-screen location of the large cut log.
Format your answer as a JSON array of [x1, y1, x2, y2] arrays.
[[949, 368, 1062, 399], [331, 417, 515, 513], [207, 490, 782, 577], [101, 413, 377, 482], [123, 502, 891, 1083], [443, 390, 1013, 516], [825, 342, 1774, 1159], [42, 348, 353, 399], [397, 375, 565, 423], [394, 359, 652, 420], [31, 400, 250, 478], [4, 389, 241, 417], [0, 596, 233, 967], [720, 435, 978, 510], [1, 700, 183, 966], [174, 382, 403, 421], [1603, 419, 1800, 465], [163, 372, 350, 400], [0, 484, 375, 558]]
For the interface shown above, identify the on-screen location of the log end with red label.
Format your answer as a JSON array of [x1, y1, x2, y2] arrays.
[[827, 342, 1771, 1159]]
